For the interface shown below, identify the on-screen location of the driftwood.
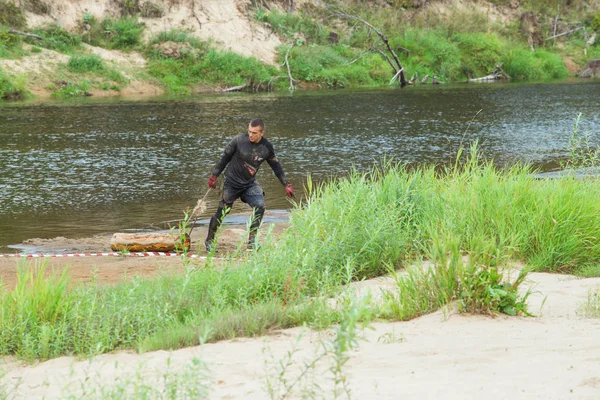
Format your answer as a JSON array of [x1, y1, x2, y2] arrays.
[[332, 9, 408, 87], [468, 64, 510, 83], [111, 232, 189, 252], [222, 84, 248, 93], [544, 26, 584, 41], [8, 29, 43, 40], [421, 74, 430, 84], [284, 44, 296, 92], [389, 68, 404, 85]]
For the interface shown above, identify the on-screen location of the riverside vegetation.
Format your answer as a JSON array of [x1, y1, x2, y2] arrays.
[[0, 0, 600, 99], [2, 117, 600, 397], [3, 111, 600, 362]]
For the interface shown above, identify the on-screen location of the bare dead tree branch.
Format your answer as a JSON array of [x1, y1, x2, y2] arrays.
[[331, 9, 408, 87], [284, 44, 296, 92]]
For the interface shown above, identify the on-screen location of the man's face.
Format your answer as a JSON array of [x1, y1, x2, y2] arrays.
[[248, 124, 264, 143]]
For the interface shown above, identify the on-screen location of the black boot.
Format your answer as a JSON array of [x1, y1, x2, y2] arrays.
[[205, 203, 229, 253], [247, 206, 265, 250]]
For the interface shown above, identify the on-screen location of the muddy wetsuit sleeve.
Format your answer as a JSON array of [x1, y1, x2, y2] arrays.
[[211, 136, 238, 177], [266, 144, 289, 186]]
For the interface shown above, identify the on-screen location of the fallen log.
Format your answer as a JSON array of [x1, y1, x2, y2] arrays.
[[110, 232, 190, 252], [8, 29, 43, 40], [222, 84, 248, 93], [468, 64, 510, 83]]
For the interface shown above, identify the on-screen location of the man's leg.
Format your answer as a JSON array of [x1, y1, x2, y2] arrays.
[[241, 184, 265, 249], [205, 186, 237, 251]]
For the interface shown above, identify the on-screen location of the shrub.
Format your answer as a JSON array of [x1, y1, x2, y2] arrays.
[[256, 9, 330, 45], [28, 23, 81, 54], [452, 32, 504, 78], [0, 1, 26, 30], [67, 54, 104, 73], [84, 17, 144, 50], [502, 45, 569, 80], [288, 45, 346, 81], [0, 67, 28, 100]]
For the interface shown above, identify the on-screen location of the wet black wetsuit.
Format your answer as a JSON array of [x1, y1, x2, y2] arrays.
[[206, 133, 289, 246]]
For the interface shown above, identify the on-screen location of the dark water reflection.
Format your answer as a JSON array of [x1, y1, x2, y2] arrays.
[[1, 81, 599, 251]]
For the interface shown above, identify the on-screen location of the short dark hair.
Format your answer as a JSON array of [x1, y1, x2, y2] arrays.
[[249, 118, 265, 131]]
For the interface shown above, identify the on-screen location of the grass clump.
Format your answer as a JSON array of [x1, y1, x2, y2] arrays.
[[580, 290, 600, 318], [256, 8, 331, 45], [0, 1, 27, 30], [27, 23, 81, 54], [146, 31, 276, 94], [67, 54, 105, 72], [0, 24, 26, 59], [83, 16, 144, 50], [65, 54, 127, 89], [0, 66, 28, 100], [50, 79, 91, 98]]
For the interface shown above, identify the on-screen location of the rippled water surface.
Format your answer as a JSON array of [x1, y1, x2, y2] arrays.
[[1, 81, 599, 251]]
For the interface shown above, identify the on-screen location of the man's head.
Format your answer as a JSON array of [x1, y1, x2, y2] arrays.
[[248, 118, 265, 143]]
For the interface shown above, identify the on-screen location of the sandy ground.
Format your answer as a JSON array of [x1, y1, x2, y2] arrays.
[[0, 214, 289, 289], [2, 272, 600, 399]]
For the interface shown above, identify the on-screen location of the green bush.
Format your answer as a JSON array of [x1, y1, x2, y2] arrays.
[[148, 48, 276, 94], [401, 29, 462, 81], [0, 24, 23, 58], [67, 54, 104, 72], [452, 32, 504, 78], [51, 79, 91, 97], [502, 45, 569, 80], [288, 44, 346, 81], [591, 13, 600, 33], [85, 16, 144, 50], [28, 23, 81, 54], [148, 29, 207, 50], [256, 9, 330, 45], [0, 67, 28, 100]]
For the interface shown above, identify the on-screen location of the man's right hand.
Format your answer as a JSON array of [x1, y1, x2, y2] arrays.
[[207, 175, 217, 189]]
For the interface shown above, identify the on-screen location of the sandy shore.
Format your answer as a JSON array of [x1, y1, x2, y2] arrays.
[[2, 272, 600, 399], [0, 211, 289, 288]]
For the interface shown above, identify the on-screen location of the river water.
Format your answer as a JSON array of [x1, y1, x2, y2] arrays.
[[1, 81, 599, 252]]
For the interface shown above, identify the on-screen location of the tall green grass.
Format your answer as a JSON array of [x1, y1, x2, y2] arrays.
[[28, 23, 82, 54], [257, 5, 573, 84], [146, 31, 277, 94], [83, 16, 144, 50], [0, 66, 28, 100], [4, 136, 600, 360]]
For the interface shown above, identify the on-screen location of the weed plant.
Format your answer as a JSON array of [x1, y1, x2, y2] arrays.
[[27, 23, 82, 54], [58, 357, 210, 399], [0, 66, 28, 100], [83, 16, 144, 50], [50, 79, 91, 98], [580, 290, 600, 318]]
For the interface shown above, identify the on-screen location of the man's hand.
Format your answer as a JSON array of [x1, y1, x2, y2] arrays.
[[285, 183, 295, 198], [207, 175, 217, 189]]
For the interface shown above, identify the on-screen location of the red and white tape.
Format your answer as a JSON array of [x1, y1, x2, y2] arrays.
[[1, 252, 220, 259]]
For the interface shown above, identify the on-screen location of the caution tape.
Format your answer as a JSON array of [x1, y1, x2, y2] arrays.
[[0, 252, 224, 259]]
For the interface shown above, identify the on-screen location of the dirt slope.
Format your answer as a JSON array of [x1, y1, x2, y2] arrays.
[[19, 0, 283, 65]]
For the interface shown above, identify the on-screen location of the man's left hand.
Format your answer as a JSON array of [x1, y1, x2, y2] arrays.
[[285, 183, 295, 198]]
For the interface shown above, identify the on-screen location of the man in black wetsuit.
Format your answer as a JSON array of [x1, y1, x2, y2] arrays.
[[204, 118, 295, 251]]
